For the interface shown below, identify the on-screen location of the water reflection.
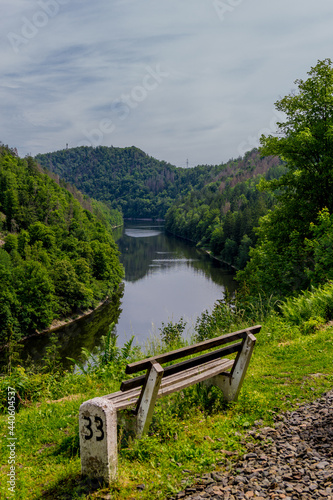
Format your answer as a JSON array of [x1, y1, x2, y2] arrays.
[[117, 223, 235, 290], [22, 222, 236, 363], [21, 289, 123, 369], [125, 228, 162, 238], [114, 222, 236, 345]]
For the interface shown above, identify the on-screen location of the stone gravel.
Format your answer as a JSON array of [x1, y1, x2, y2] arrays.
[[168, 390, 333, 500]]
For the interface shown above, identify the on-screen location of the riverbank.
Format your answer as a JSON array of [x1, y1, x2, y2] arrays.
[[203, 249, 238, 271], [0, 284, 124, 353], [36, 297, 110, 335]]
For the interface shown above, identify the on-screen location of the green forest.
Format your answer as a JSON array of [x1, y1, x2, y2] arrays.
[[238, 58, 333, 298], [0, 146, 124, 344], [35, 145, 227, 218], [165, 150, 286, 269]]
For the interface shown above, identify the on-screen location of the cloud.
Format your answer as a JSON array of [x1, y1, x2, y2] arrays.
[[1, 0, 333, 165]]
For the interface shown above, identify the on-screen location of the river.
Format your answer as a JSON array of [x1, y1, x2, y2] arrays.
[[22, 221, 236, 366]]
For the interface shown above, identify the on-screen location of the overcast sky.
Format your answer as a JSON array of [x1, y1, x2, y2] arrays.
[[2, 0, 333, 168]]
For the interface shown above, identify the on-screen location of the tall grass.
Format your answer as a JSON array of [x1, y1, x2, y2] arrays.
[[279, 281, 333, 332]]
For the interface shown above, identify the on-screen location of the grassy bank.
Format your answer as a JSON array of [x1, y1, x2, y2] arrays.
[[1, 308, 333, 499]]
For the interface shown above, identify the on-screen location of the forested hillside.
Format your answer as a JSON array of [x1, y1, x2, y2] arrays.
[[35, 146, 225, 218], [35, 145, 289, 271], [165, 150, 286, 269], [0, 144, 124, 343]]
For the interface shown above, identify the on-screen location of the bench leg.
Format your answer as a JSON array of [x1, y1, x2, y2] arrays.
[[79, 397, 118, 484], [135, 360, 164, 439], [207, 332, 256, 402]]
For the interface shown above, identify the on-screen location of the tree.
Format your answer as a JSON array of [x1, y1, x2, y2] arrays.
[[51, 259, 93, 315], [14, 261, 55, 333], [305, 208, 333, 285], [260, 58, 333, 224], [0, 251, 19, 343], [238, 59, 333, 296]]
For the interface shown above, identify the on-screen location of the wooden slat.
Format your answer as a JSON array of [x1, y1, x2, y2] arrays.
[[108, 358, 234, 410], [158, 358, 232, 392], [106, 388, 141, 410], [157, 359, 234, 397], [120, 341, 242, 392], [125, 325, 261, 374]]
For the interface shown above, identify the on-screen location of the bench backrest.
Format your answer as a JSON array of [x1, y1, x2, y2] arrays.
[[121, 325, 261, 392]]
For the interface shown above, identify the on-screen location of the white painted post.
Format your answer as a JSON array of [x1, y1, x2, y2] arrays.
[[79, 397, 118, 484], [135, 360, 164, 439], [208, 332, 256, 402]]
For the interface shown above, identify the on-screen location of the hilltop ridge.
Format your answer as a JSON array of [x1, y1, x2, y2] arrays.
[[35, 146, 282, 220]]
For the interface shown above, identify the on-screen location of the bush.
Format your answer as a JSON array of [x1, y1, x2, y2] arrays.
[[194, 299, 235, 342], [67, 322, 140, 381], [159, 317, 187, 347]]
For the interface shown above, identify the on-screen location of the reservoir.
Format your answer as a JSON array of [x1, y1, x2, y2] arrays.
[[22, 221, 236, 365], [115, 221, 236, 345]]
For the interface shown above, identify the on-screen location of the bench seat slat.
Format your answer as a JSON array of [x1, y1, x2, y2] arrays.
[[157, 358, 233, 397], [120, 341, 242, 392], [125, 325, 261, 374], [106, 358, 234, 411]]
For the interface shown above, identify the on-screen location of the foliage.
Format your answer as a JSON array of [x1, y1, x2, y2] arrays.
[[305, 208, 333, 285], [165, 150, 285, 270], [36, 145, 226, 219], [193, 289, 280, 343], [279, 281, 333, 329], [194, 297, 237, 342], [238, 59, 333, 298], [237, 292, 281, 324], [67, 323, 140, 381], [42, 332, 63, 374], [159, 317, 187, 347], [0, 144, 124, 342]]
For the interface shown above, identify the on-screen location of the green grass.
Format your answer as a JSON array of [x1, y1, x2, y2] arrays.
[[1, 315, 333, 499]]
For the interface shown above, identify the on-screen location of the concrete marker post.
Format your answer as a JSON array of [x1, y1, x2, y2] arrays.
[[79, 397, 118, 484]]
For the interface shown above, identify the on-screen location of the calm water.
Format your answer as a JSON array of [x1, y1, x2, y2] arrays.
[[115, 221, 236, 345], [22, 222, 236, 364]]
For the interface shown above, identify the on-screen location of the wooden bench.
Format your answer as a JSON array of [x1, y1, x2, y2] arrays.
[[79, 325, 261, 484]]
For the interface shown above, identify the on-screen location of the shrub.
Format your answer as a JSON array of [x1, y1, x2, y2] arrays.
[[159, 317, 187, 347]]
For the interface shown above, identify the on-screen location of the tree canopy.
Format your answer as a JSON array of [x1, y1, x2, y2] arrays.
[[35, 146, 230, 219], [0, 144, 124, 343], [260, 58, 333, 219], [238, 59, 333, 296]]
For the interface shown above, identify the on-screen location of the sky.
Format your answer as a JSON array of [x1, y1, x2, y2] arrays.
[[2, 0, 333, 168]]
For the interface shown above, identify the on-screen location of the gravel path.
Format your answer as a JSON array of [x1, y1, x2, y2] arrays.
[[168, 390, 333, 500]]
